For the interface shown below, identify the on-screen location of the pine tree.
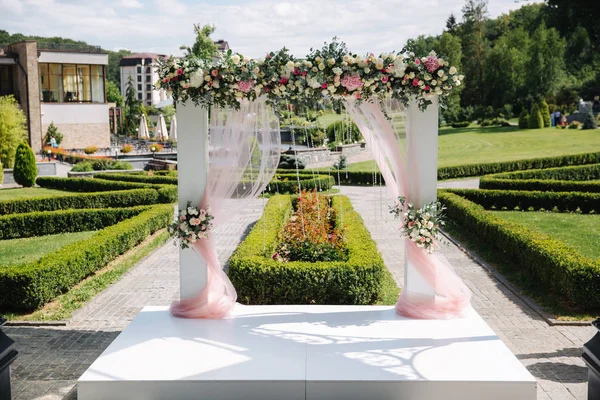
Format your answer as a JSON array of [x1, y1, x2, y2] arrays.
[[44, 122, 63, 146], [528, 104, 544, 129], [582, 111, 598, 130], [539, 99, 551, 127], [123, 76, 141, 137], [13, 142, 37, 187], [446, 14, 458, 33], [518, 109, 529, 129]]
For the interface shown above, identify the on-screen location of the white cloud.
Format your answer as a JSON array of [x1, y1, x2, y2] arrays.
[[0, 0, 531, 57]]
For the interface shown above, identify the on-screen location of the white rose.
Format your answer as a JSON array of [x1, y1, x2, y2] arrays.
[[332, 67, 342, 75], [455, 80, 461, 86], [437, 70, 445, 77], [312, 67, 318, 73], [391, 59, 406, 77], [286, 60, 295, 69], [364, 67, 370, 74], [189, 69, 204, 88], [408, 72, 415, 79], [375, 62, 384, 70], [253, 67, 260, 74], [212, 80, 220, 88], [318, 63, 325, 71], [328, 58, 335, 66], [442, 75, 448, 81], [315, 56, 322, 63], [459, 74, 465, 80], [431, 80, 437, 86], [449, 66, 457, 75], [232, 54, 240, 64]]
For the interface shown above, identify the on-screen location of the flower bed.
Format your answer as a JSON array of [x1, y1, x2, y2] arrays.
[[228, 193, 387, 305]]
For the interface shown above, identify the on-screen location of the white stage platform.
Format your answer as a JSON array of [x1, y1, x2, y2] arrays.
[[78, 305, 536, 400]]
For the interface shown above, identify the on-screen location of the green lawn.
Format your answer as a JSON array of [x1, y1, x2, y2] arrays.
[[0, 187, 70, 201], [491, 211, 600, 259], [0, 231, 96, 266], [316, 125, 600, 171]]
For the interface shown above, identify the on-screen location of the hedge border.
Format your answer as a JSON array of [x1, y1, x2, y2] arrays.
[[228, 194, 386, 305], [439, 191, 600, 310], [0, 204, 173, 310]]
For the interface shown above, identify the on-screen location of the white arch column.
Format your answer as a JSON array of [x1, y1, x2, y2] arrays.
[[176, 101, 209, 299]]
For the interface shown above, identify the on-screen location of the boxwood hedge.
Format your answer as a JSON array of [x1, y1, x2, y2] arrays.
[[94, 173, 178, 185], [0, 204, 173, 310], [439, 191, 600, 310], [269, 174, 335, 194], [228, 194, 386, 305], [0, 206, 151, 240]]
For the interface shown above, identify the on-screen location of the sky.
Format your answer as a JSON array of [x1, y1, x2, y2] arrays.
[[0, 0, 533, 57]]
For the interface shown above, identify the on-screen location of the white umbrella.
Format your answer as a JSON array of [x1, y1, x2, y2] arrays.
[[155, 114, 168, 141], [138, 114, 150, 139], [169, 115, 177, 141]]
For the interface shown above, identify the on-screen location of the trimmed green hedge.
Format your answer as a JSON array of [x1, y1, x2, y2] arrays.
[[95, 173, 178, 185], [228, 194, 386, 305], [327, 170, 385, 186], [444, 188, 600, 214], [0, 204, 173, 310], [0, 189, 159, 215], [439, 191, 600, 309], [36, 176, 177, 203], [270, 174, 335, 194], [0, 206, 150, 240]]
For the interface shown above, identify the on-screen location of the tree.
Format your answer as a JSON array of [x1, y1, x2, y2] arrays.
[[460, 0, 489, 106], [44, 122, 63, 146], [106, 80, 123, 107], [582, 111, 597, 130], [518, 110, 529, 129], [539, 99, 551, 127], [107, 49, 133, 86], [526, 24, 566, 98], [13, 142, 37, 187], [528, 103, 544, 129], [182, 24, 218, 60], [0, 95, 27, 168], [446, 14, 458, 33], [123, 76, 141, 136]]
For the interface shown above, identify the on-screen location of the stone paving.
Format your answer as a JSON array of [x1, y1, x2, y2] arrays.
[[4, 186, 594, 399]]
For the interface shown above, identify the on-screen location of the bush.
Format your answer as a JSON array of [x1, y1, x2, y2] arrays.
[[228, 195, 386, 305], [13, 142, 37, 187], [528, 104, 544, 129], [278, 154, 306, 170], [268, 174, 334, 194], [539, 99, 550, 128], [443, 188, 600, 214], [568, 121, 581, 130], [44, 122, 63, 147], [84, 146, 99, 155], [0, 189, 160, 215], [95, 172, 177, 185], [451, 121, 471, 128], [71, 159, 133, 172], [326, 120, 361, 145], [582, 111, 598, 130], [439, 191, 600, 310], [0, 95, 27, 168], [120, 144, 133, 153], [0, 204, 173, 310], [518, 110, 529, 129], [0, 206, 150, 240], [149, 143, 164, 152], [332, 155, 348, 170]]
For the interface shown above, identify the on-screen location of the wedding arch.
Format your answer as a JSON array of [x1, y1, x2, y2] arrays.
[[158, 40, 470, 321]]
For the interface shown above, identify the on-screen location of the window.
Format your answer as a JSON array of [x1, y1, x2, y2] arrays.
[[138, 84, 142, 91], [146, 66, 151, 73], [137, 66, 142, 74], [39, 63, 106, 103], [146, 93, 152, 100], [137, 75, 142, 82], [138, 93, 142, 100], [145, 75, 151, 83], [146, 84, 151, 91]]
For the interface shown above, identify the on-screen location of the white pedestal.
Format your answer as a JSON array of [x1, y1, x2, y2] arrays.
[[176, 101, 208, 300], [404, 97, 439, 301], [78, 305, 536, 400]]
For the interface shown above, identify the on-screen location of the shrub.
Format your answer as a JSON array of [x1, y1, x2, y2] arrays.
[[0, 204, 173, 310], [95, 172, 177, 185], [518, 110, 529, 129], [0, 161, 3, 185], [267, 174, 334, 194], [582, 111, 598, 130], [326, 120, 361, 145], [539, 99, 551, 128], [439, 191, 600, 310], [528, 104, 543, 129], [278, 154, 306, 170], [0, 206, 150, 240], [13, 142, 38, 187], [0, 95, 27, 168], [120, 144, 133, 153], [332, 155, 348, 170], [84, 146, 99, 155], [44, 122, 63, 147], [0, 189, 160, 215], [149, 143, 164, 152], [71, 159, 133, 172], [229, 195, 386, 305], [451, 121, 471, 128], [568, 121, 581, 130]]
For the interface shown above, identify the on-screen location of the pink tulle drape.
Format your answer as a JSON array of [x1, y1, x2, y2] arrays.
[[344, 97, 471, 319], [171, 97, 280, 319]]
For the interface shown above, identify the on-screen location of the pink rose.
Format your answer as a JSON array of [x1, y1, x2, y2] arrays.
[[177, 68, 183, 75], [279, 77, 288, 85], [162, 77, 170, 83], [420, 237, 426, 242], [424, 85, 430, 91], [293, 67, 300, 76], [237, 80, 255, 93], [180, 215, 186, 221], [414, 58, 420, 65], [211, 69, 219, 77], [321, 82, 328, 89], [412, 78, 419, 87], [424, 54, 439, 73], [381, 76, 389, 83]]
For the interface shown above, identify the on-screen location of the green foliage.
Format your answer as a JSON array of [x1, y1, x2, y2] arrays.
[[0, 95, 27, 168], [106, 80, 123, 107], [539, 99, 551, 127], [451, 121, 471, 128], [13, 142, 37, 187], [439, 191, 600, 310], [124, 76, 141, 137], [518, 110, 529, 129], [182, 24, 218, 60], [528, 103, 544, 129], [70, 159, 133, 172], [228, 195, 386, 305], [0, 204, 173, 310], [326, 120, 361, 145], [95, 173, 178, 185], [568, 121, 581, 130], [278, 154, 306, 170], [44, 122, 63, 146], [0, 189, 160, 215], [0, 161, 3, 185], [333, 155, 348, 170], [582, 111, 598, 130], [269, 174, 334, 194], [0, 206, 150, 240]]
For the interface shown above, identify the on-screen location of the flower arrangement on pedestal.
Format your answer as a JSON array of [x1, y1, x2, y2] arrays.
[[389, 196, 446, 254], [169, 202, 214, 249], [156, 39, 463, 112]]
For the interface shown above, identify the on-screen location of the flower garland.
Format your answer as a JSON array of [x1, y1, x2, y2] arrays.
[[389, 196, 446, 253], [156, 39, 463, 112], [168, 201, 214, 249]]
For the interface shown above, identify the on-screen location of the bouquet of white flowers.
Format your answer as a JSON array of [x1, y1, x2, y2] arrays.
[[389, 196, 445, 253], [168, 201, 214, 249]]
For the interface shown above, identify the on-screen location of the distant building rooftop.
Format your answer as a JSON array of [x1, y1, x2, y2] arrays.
[[215, 40, 229, 51]]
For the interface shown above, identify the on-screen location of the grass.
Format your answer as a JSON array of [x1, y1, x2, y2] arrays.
[[3, 230, 171, 321], [491, 211, 600, 260], [312, 125, 600, 171], [0, 187, 70, 201], [0, 231, 96, 266]]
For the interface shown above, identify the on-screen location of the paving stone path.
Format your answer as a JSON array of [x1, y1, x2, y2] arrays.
[[5, 186, 593, 399]]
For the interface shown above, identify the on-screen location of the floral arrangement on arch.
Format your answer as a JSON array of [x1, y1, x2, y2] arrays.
[[155, 39, 463, 111], [169, 202, 214, 249], [389, 196, 446, 254]]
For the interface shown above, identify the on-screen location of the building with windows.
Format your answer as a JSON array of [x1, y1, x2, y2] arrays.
[[119, 53, 170, 108], [0, 41, 110, 152]]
